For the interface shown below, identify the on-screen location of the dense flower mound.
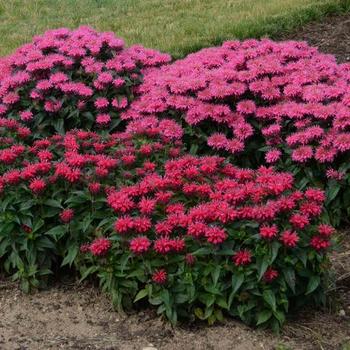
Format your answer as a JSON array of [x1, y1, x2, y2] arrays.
[[0, 120, 182, 290], [124, 38, 349, 163], [0, 26, 170, 137], [122, 39, 350, 224], [79, 155, 334, 329]]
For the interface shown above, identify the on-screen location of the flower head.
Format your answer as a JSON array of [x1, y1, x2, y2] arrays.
[[90, 237, 111, 256]]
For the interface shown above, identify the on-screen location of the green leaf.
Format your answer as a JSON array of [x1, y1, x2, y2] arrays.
[[190, 144, 198, 155], [214, 309, 224, 322], [208, 313, 216, 325], [194, 307, 205, 320], [283, 268, 296, 294], [160, 290, 170, 306], [216, 297, 228, 309], [175, 293, 188, 304], [44, 199, 63, 208], [20, 200, 35, 211], [270, 241, 280, 263], [134, 288, 148, 302], [20, 279, 30, 293], [228, 272, 244, 308], [32, 219, 44, 233], [273, 310, 286, 325], [38, 268, 52, 276], [79, 266, 98, 282], [149, 297, 162, 305], [296, 249, 307, 267], [326, 185, 340, 204], [61, 244, 79, 267], [211, 265, 221, 286], [37, 237, 56, 249], [270, 318, 281, 334], [306, 276, 320, 295], [263, 290, 276, 312], [81, 215, 92, 233], [41, 207, 61, 218], [52, 118, 64, 134], [256, 310, 272, 325], [45, 226, 67, 241], [192, 247, 212, 256], [231, 272, 244, 295], [0, 239, 10, 257], [257, 256, 269, 281]]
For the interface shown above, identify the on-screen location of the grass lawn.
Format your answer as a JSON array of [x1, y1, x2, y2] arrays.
[[0, 0, 349, 58]]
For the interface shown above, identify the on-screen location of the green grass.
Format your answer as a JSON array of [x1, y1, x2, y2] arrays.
[[0, 0, 349, 58]]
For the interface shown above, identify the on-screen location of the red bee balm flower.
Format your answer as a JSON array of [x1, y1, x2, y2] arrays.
[[310, 236, 330, 251], [233, 250, 252, 266], [280, 230, 299, 247], [21, 225, 32, 234], [80, 243, 90, 253], [130, 236, 151, 254], [259, 224, 278, 239], [318, 224, 335, 237], [152, 269, 167, 284], [90, 238, 111, 256], [204, 226, 227, 244], [185, 253, 196, 266], [289, 213, 310, 229], [88, 182, 101, 194], [60, 209, 74, 223], [29, 178, 46, 194], [263, 268, 279, 283]]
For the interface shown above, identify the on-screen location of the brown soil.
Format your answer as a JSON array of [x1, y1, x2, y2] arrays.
[[2, 12, 350, 350], [277, 13, 350, 63]]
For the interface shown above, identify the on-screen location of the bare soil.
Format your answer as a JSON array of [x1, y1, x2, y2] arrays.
[[1, 12, 350, 350], [278, 13, 350, 64]]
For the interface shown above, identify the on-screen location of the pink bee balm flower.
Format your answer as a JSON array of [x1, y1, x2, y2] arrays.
[[112, 97, 128, 110], [291, 146, 313, 162], [130, 236, 151, 254], [263, 268, 279, 283], [94, 97, 109, 109], [289, 213, 310, 229], [265, 149, 281, 163], [90, 238, 111, 256], [236, 100, 256, 114], [152, 269, 167, 284], [310, 236, 330, 251], [88, 182, 101, 194], [19, 110, 33, 122], [280, 230, 299, 248], [96, 113, 111, 125], [326, 168, 344, 181], [29, 178, 46, 194], [259, 224, 278, 239], [318, 224, 335, 237], [185, 253, 196, 266], [232, 250, 252, 266], [80, 243, 90, 253], [60, 208, 74, 223], [204, 226, 227, 244]]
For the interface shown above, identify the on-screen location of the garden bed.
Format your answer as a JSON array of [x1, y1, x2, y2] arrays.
[[0, 233, 349, 350], [1, 11, 350, 350]]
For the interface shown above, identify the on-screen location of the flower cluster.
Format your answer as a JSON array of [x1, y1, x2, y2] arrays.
[[123, 39, 350, 176], [0, 124, 182, 196], [103, 155, 331, 256], [0, 26, 170, 136]]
